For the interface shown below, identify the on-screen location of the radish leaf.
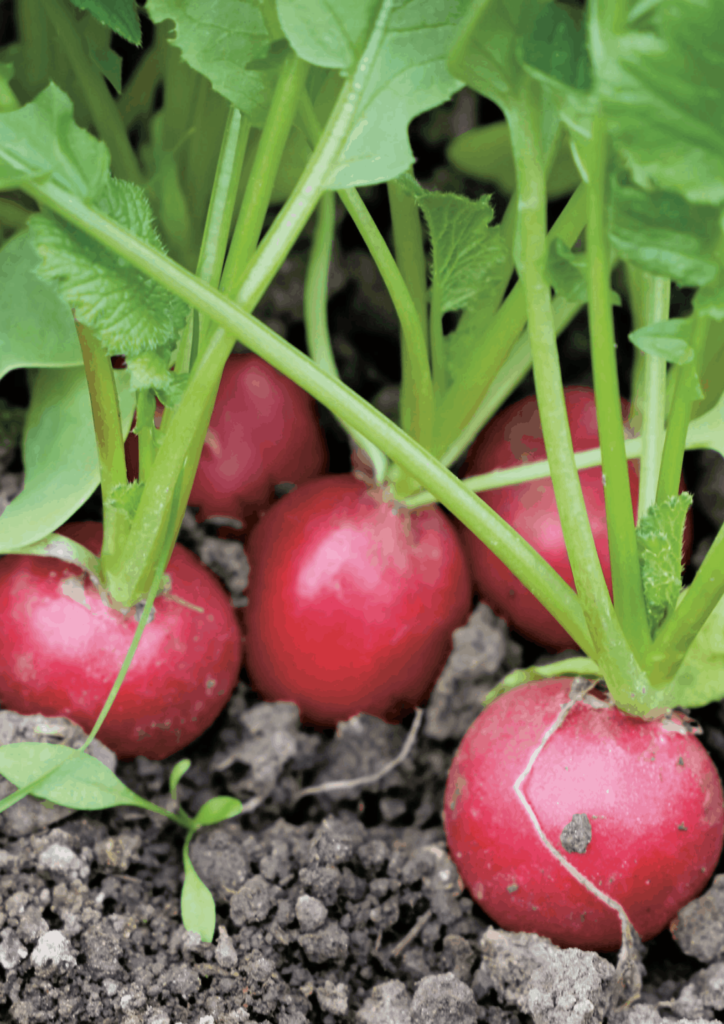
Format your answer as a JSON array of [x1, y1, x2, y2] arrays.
[[0, 366, 135, 552], [68, 0, 142, 47], [0, 84, 109, 198], [629, 318, 695, 366], [0, 233, 82, 381], [636, 494, 693, 635], [279, 0, 470, 188], [28, 178, 188, 358], [145, 0, 274, 126]]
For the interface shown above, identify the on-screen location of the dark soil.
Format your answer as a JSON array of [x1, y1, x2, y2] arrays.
[[2, 77, 724, 1024]]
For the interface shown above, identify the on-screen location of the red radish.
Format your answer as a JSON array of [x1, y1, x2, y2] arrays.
[[243, 474, 472, 728], [444, 678, 724, 952], [0, 521, 243, 761], [458, 386, 692, 651], [125, 354, 328, 528]]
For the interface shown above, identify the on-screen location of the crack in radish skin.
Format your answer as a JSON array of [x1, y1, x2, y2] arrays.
[[511, 678, 640, 949], [510, 677, 644, 1000]]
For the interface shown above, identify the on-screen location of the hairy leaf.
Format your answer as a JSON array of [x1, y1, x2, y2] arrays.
[[400, 173, 505, 315], [145, 0, 273, 126], [28, 179, 188, 357], [636, 494, 693, 635]]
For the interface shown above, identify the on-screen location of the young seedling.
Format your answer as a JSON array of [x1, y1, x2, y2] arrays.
[[0, 0, 723, 954]]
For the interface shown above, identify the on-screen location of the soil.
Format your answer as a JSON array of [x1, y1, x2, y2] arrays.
[[2, 81, 724, 1024]]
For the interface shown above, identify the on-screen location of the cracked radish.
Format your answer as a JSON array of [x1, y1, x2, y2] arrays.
[[444, 678, 724, 952], [0, 521, 243, 761], [243, 474, 472, 728], [458, 386, 692, 651]]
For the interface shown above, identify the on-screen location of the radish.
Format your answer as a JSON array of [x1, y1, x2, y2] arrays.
[[444, 677, 724, 952], [243, 474, 472, 728], [0, 522, 243, 761], [458, 386, 692, 651], [125, 354, 328, 529]]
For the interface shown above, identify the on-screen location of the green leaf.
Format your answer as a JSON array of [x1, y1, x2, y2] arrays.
[[168, 759, 192, 802], [192, 796, 243, 827], [636, 494, 693, 635], [592, 0, 724, 206], [608, 174, 723, 289], [68, 0, 142, 46], [0, 232, 83, 382], [28, 179, 188, 357], [181, 841, 216, 941], [144, 0, 273, 126], [399, 173, 505, 316], [80, 12, 124, 93], [629, 318, 695, 365], [0, 744, 159, 812], [448, 0, 530, 114], [661, 589, 724, 708], [279, 0, 470, 189], [519, 2, 590, 92], [0, 366, 135, 552], [0, 83, 109, 198], [546, 237, 621, 307]]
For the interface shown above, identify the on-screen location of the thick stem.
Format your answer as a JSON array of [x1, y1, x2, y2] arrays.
[[586, 113, 650, 654], [220, 51, 309, 296], [508, 82, 651, 713]]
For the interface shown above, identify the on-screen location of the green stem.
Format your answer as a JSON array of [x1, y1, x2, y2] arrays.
[[335, 184, 434, 458], [175, 106, 251, 374], [387, 175, 430, 438], [509, 83, 651, 713], [586, 113, 650, 654], [439, 294, 582, 469], [75, 322, 127, 571], [161, 39, 200, 158], [304, 192, 387, 483], [220, 51, 309, 296], [656, 312, 710, 503], [627, 267, 670, 519], [433, 182, 588, 461], [296, 92, 432, 464], [15, 0, 50, 99], [39, 0, 144, 185], [428, 280, 446, 394], [135, 389, 157, 482]]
